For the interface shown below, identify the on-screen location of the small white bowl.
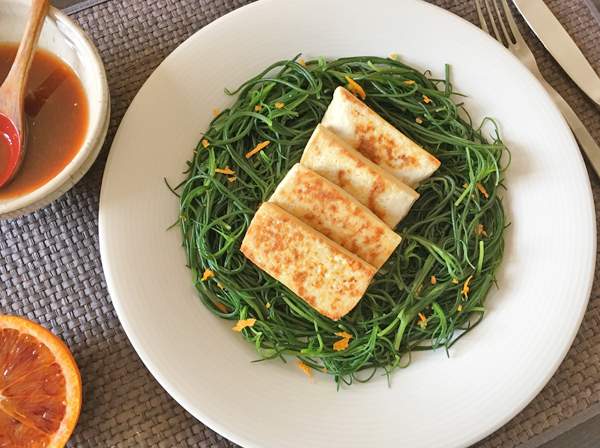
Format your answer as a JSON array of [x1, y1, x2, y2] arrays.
[[0, 0, 109, 219]]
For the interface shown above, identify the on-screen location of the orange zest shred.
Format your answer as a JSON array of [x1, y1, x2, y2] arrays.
[[245, 140, 271, 159], [296, 360, 313, 378], [212, 108, 220, 117], [418, 312, 427, 322], [415, 117, 424, 124], [430, 275, 437, 285], [298, 58, 306, 66], [201, 269, 214, 281], [404, 80, 416, 85], [476, 182, 489, 199], [462, 275, 473, 297], [215, 166, 235, 175], [232, 318, 257, 332], [345, 76, 367, 100], [476, 223, 488, 237], [254, 104, 262, 112], [215, 302, 229, 313], [422, 95, 432, 104], [417, 312, 428, 329], [201, 139, 210, 148], [337, 331, 353, 339], [275, 102, 285, 109], [227, 176, 237, 183], [333, 338, 350, 352], [333, 331, 353, 352]]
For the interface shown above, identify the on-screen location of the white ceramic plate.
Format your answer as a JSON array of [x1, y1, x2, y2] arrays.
[[98, 1, 596, 447]]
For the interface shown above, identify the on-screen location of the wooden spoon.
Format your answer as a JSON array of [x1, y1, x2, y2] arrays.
[[0, 0, 49, 188]]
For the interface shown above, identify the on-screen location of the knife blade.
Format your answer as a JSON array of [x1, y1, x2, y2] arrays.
[[51, 0, 107, 14], [512, 0, 600, 107]]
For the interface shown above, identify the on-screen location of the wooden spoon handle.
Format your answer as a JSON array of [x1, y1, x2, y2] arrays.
[[0, 0, 49, 126]]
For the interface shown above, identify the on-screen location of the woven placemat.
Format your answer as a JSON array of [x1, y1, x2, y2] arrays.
[[0, 0, 599, 447]]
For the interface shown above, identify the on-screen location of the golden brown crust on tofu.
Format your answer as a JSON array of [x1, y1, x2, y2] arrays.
[[300, 125, 419, 228], [269, 164, 401, 269], [321, 87, 440, 187], [240, 203, 376, 320]]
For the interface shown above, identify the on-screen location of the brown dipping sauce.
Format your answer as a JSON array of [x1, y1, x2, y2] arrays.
[[0, 44, 88, 199]]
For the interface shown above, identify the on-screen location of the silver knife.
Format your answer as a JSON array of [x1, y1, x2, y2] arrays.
[[51, 0, 106, 14], [513, 0, 600, 107]]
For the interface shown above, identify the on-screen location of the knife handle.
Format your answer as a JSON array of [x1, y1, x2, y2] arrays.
[[539, 78, 600, 178]]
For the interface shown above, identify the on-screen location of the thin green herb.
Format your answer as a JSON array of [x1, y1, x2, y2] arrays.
[[177, 56, 508, 387]]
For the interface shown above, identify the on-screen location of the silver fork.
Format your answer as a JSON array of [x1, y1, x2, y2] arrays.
[[475, 0, 600, 177]]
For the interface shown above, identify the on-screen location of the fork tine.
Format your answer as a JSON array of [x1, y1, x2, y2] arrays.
[[483, 0, 502, 42], [491, 0, 512, 44], [475, 0, 490, 34], [499, 0, 526, 45]]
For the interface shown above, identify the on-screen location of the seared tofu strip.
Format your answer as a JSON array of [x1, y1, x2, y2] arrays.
[[321, 86, 440, 187], [240, 203, 376, 320], [301, 125, 419, 228], [270, 164, 401, 269]]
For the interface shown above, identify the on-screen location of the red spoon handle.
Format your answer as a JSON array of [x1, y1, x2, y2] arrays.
[[0, 0, 49, 131], [0, 0, 49, 187]]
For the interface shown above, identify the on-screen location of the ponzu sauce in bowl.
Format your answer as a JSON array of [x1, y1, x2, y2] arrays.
[[0, 43, 88, 200]]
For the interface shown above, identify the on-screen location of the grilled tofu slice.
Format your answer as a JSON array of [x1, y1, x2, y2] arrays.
[[270, 164, 401, 269], [240, 203, 376, 320], [321, 86, 441, 186], [301, 125, 419, 228]]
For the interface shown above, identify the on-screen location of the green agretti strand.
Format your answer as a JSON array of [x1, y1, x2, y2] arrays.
[[176, 56, 508, 387]]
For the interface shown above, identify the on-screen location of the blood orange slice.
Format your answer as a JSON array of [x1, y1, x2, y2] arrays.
[[0, 315, 82, 448]]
